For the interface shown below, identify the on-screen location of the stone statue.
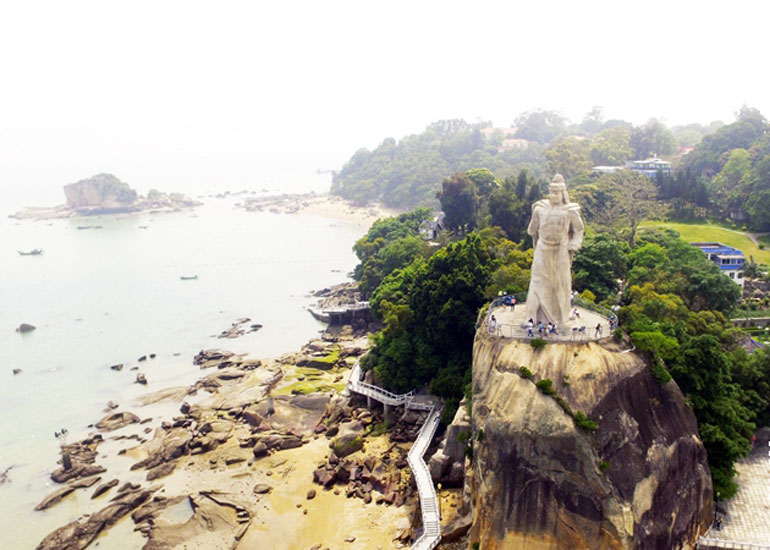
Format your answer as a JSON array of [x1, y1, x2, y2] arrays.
[[525, 174, 584, 325]]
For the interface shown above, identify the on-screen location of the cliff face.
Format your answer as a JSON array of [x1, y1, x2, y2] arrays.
[[471, 332, 712, 550]]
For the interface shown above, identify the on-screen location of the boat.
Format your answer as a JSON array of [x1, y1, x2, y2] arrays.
[[180, 275, 198, 280], [18, 249, 43, 256]]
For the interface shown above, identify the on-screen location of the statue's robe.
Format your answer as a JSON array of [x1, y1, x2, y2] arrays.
[[525, 200, 584, 325]]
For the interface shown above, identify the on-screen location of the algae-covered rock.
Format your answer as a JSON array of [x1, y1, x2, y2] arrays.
[[330, 433, 363, 458]]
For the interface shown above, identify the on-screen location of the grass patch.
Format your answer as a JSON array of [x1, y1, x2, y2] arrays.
[[276, 380, 345, 396], [641, 221, 770, 265]]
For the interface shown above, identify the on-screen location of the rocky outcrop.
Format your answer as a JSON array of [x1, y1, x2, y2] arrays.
[[12, 173, 201, 219], [36, 486, 153, 550], [64, 174, 139, 214], [428, 397, 470, 486], [470, 332, 712, 550], [95, 411, 140, 432]]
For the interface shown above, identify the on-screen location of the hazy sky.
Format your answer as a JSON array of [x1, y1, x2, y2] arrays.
[[1, 0, 769, 202]]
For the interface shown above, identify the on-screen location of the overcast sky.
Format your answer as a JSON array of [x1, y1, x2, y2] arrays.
[[1, 0, 768, 202]]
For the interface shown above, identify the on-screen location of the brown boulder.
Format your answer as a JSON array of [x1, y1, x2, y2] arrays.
[[95, 411, 140, 432]]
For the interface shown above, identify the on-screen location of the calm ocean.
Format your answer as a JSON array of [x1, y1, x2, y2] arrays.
[[0, 177, 366, 547]]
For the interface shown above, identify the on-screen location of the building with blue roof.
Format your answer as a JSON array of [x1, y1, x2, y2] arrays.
[[691, 242, 746, 286]]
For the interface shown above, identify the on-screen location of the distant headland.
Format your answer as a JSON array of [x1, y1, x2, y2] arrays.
[[10, 173, 201, 219]]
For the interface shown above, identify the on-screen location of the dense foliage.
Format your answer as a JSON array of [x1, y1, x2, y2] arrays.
[[616, 229, 761, 499], [352, 208, 433, 297], [331, 119, 545, 208]]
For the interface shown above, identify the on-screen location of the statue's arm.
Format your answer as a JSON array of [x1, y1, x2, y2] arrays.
[[567, 208, 585, 253], [527, 205, 540, 250]]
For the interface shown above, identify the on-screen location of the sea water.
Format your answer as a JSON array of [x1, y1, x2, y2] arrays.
[[0, 184, 366, 547]]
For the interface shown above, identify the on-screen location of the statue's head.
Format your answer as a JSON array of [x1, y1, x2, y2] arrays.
[[548, 174, 569, 205]]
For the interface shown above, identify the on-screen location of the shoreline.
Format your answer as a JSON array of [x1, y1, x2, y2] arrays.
[[34, 286, 423, 550], [8, 191, 407, 228]]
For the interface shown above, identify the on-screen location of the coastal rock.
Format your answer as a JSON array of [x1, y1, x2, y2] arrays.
[[12, 368, 22, 375], [35, 476, 101, 510], [91, 479, 119, 499], [131, 427, 192, 471], [470, 333, 712, 549], [146, 460, 177, 481], [51, 463, 106, 484], [428, 397, 470, 486], [253, 483, 271, 494], [96, 411, 140, 432], [36, 488, 152, 550], [135, 373, 147, 385], [16, 323, 36, 333], [330, 433, 363, 458]]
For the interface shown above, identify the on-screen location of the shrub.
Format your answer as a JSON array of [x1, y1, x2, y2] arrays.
[[613, 327, 623, 342], [580, 289, 596, 303], [553, 395, 573, 416], [599, 460, 611, 472], [574, 410, 598, 431], [530, 337, 547, 349], [519, 366, 534, 379], [649, 359, 672, 384], [476, 429, 484, 442], [535, 378, 556, 396]]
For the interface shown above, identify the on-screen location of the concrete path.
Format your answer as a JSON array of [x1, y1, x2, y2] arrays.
[[698, 429, 770, 548]]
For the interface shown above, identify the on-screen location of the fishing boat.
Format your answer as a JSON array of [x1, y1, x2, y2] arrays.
[[17, 249, 43, 256], [180, 275, 198, 280]]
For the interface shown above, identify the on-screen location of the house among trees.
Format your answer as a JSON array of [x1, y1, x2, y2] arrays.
[[420, 212, 445, 240], [625, 157, 672, 177], [691, 242, 746, 286]]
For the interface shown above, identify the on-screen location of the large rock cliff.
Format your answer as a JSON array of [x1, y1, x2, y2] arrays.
[[470, 332, 712, 550]]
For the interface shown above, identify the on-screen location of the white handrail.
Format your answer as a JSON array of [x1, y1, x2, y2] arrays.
[[347, 360, 443, 550]]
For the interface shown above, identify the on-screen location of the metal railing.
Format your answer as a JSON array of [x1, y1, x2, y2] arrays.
[[347, 360, 442, 550], [483, 294, 618, 342]]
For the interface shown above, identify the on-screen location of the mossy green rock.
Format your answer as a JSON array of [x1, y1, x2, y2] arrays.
[[330, 433, 363, 458]]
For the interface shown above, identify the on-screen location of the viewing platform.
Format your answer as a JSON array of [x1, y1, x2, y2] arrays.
[[484, 295, 617, 342]]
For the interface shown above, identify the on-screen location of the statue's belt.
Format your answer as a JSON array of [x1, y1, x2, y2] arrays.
[[539, 239, 566, 246]]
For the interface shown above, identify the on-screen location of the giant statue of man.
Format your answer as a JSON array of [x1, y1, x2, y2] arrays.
[[525, 174, 584, 325]]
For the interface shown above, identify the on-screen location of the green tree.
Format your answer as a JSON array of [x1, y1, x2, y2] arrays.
[[630, 119, 675, 158], [513, 109, 567, 144], [589, 126, 633, 166], [437, 172, 479, 233], [572, 233, 629, 302], [544, 136, 591, 181]]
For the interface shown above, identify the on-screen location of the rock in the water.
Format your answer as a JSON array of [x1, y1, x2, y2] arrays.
[[306, 489, 316, 500], [135, 373, 147, 385], [471, 334, 712, 549], [12, 368, 22, 375], [36, 488, 152, 550], [95, 411, 140, 432], [51, 463, 106, 484], [16, 323, 36, 333], [109, 363, 123, 371], [91, 479, 119, 499], [35, 476, 101, 510]]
